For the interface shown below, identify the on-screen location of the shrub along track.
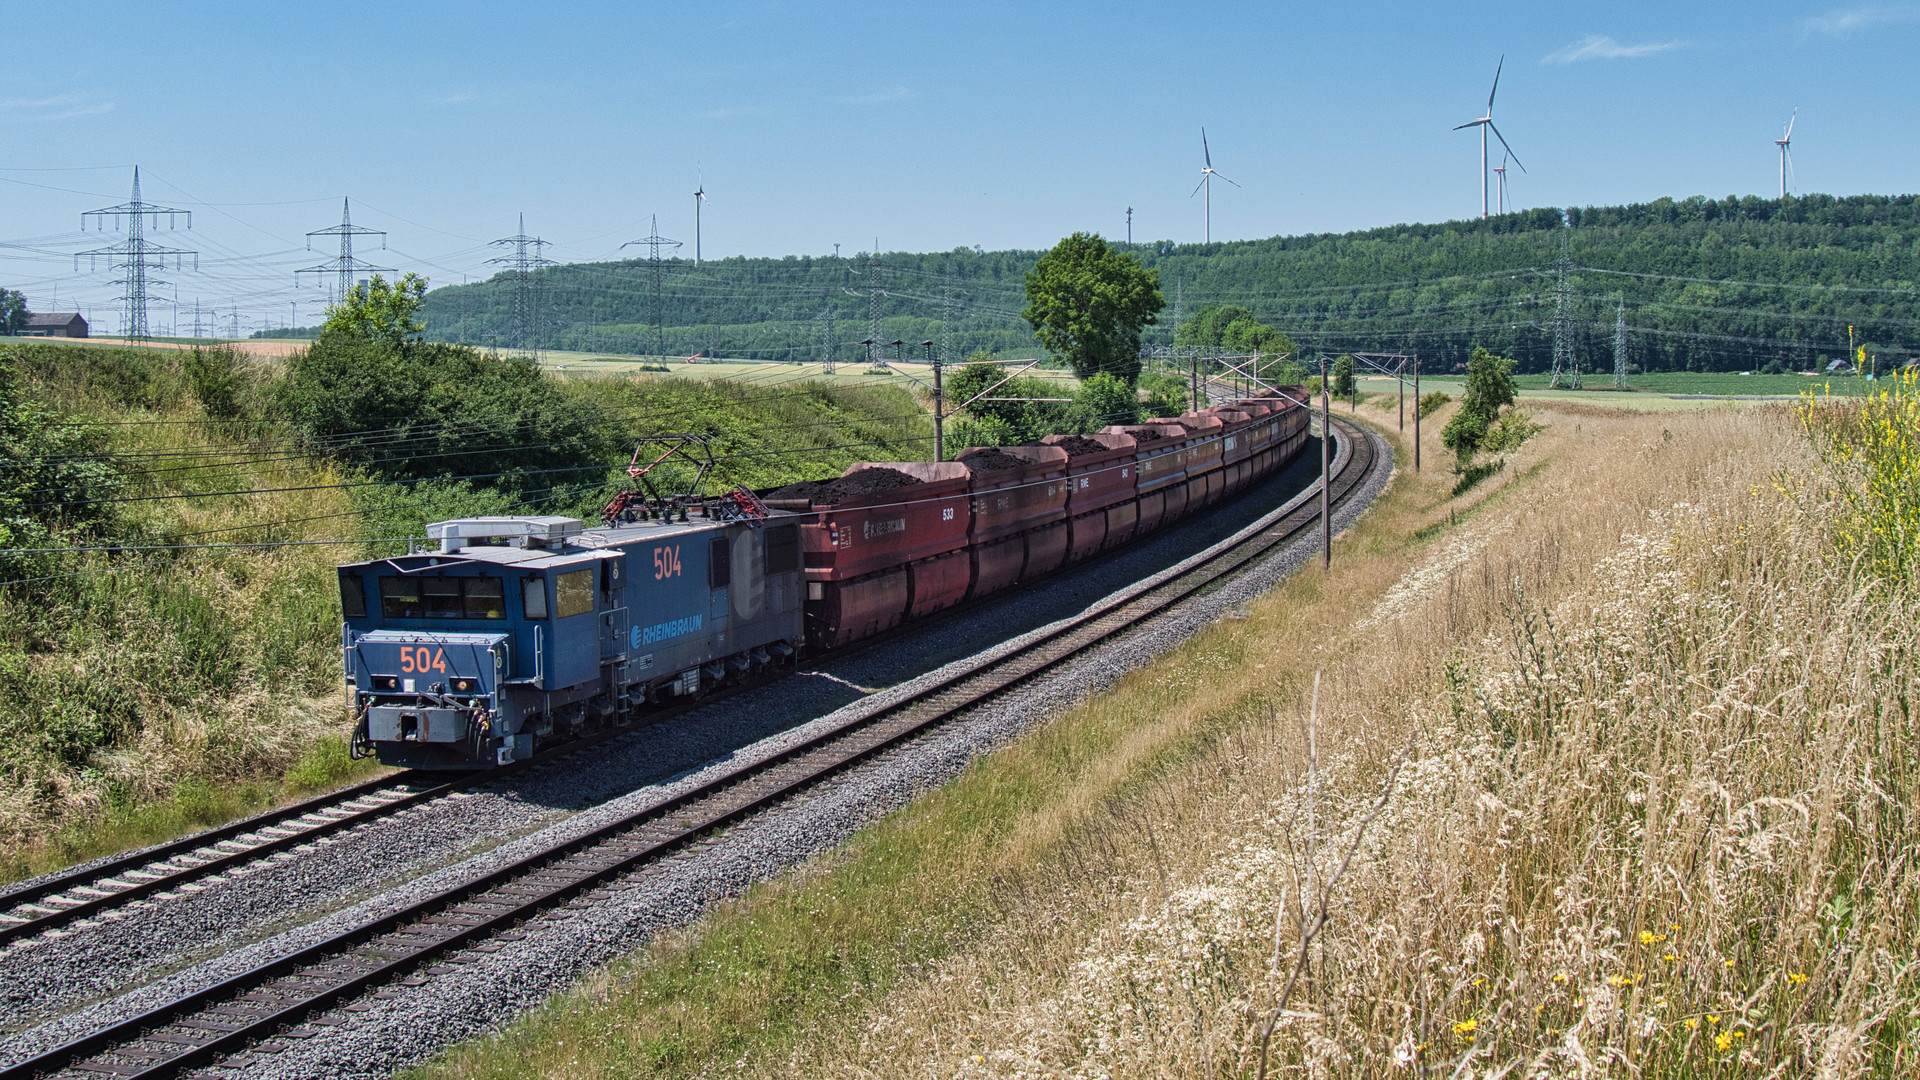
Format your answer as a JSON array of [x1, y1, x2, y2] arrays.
[[1, 418, 1376, 1080]]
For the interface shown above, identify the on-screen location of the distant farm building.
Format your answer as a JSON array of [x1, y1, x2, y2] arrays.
[[20, 313, 88, 338]]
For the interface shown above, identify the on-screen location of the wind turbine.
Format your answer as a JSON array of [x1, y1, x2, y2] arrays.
[[693, 174, 709, 265], [1494, 151, 1510, 214], [1775, 109, 1797, 199], [1454, 57, 1526, 219], [1190, 128, 1239, 244]]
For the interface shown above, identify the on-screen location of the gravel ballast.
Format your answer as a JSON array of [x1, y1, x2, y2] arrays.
[[0, 428, 1389, 1078]]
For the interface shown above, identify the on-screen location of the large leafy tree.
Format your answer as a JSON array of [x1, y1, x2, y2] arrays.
[[1022, 233, 1163, 384], [1175, 304, 1253, 348], [0, 289, 27, 336], [321, 273, 427, 349], [1442, 347, 1518, 459], [282, 273, 607, 485]]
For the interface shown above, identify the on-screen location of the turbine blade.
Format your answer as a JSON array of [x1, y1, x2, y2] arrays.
[[1785, 108, 1797, 140], [1214, 171, 1242, 188], [1786, 147, 1796, 190], [1202, 127, 1212, 168], [1453, 119, 1485, 130], [1488, 54, 1505, 113], [1488, 123, 1526, 172], [1192, 175, 1209, 197]]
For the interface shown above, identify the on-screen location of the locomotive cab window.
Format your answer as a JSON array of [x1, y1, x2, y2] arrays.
[[339, 573, 367, 619], [521, 576, 548, 619], [381, 575, 506, 620], [379, 576, 421, 618], [422, 576, 463, 618], [463, 577, 505, 619], [555, 569, 595, 619], [709, 537, 731, 587]]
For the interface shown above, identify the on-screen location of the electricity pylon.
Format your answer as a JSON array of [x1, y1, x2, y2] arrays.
[[77, 168, 197, 342], [297, 198, 393, 305], [622, 216, 682, 361], [488, 213, 556, 357]]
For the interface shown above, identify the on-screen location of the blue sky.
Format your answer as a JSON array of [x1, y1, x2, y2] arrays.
[[3, 1, 1916, 332]]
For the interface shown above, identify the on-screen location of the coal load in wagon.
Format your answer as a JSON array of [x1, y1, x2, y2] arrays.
[[956, 448, 1031, 473], [1119, 427, 1167, 444], [1048, 435, 1113, 460], [767, 467, 923, 506]]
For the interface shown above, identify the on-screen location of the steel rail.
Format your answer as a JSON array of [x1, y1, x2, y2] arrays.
[[0, 420, 1378, 1080], [0, 702, 731, 950], [0, 775, 444, 950]]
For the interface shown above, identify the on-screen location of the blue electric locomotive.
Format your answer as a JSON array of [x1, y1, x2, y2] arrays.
[[338, 512, 805, 769]]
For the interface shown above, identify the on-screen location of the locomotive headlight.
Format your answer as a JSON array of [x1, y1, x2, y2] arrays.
[[373, 676, 398, 690], [452, 678, 475, 692]]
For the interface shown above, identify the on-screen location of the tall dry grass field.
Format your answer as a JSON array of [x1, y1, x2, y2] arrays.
[[755, 399, 1916, 1077]]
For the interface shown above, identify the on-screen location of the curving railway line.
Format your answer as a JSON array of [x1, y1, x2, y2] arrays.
[[0, 415, 1379, 1080]]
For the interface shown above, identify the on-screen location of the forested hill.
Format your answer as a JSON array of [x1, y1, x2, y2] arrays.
[[421, 194, 1920, 374]]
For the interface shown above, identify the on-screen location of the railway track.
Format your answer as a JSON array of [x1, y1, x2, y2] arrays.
[[0, 775, 452, 952], [1, 418, 1378, 1080], [0, 671, 805, 954]]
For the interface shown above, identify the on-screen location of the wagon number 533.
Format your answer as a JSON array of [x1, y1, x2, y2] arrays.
[[399, 646, 447, 673], [652, 544, 683, 580]]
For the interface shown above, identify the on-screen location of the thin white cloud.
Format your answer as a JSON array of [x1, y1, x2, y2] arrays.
[[0, 93, 113, 120], [439, 92, 475, 105], [1804, 5, 1920, 35], [836, 86, 910, 105], [1542, 35, 1684, 63]]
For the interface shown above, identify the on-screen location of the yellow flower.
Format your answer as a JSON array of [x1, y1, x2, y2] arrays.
[[1787, 972, 1809, 985], [1724, 959, 1735, 968], [1715, 1032, 1733, 1052], [1684, 1018, 1700, 1031], [1453, 1018, 1479, 1036], [1663, 953, 1679, 961], [1708, 1015, 1720, 1024], [1734, 1031, 1747, 1039], [1608, 975, 1630, 987], [1552, 973, 1568, 983], [1640, 930, 1668, 945]]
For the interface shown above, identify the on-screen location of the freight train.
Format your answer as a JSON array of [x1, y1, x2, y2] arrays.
[[336, 392, 1312, 769]]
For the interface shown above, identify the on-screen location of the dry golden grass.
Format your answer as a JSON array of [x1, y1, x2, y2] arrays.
[[756, 403, 1916, 1078]]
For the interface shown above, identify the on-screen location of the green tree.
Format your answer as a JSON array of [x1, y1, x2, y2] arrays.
[[1331, 354, 1358, 408], [1070, 371, 1141, 430], [1442, 347, 1518, 460], [0, 289, 26, 336], [1176, 305, 1253, 348], [1022, 233, 1163, 384], [1137, 371, 1191, 418], [1222, 317, 1295, 361], [322, 273, 428, 350], [283, 270, 608, 486], [942, 357, 1073, 443]]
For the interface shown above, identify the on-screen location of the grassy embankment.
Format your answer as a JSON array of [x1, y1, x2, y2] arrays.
[[0, 343, 931, 882], [413, 385, 1914, 1078]]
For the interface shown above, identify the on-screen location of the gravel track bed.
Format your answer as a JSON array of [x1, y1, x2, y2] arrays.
[[0, 429, 1387, 1077]]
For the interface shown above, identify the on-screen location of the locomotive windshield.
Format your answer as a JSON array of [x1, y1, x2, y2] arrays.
[[376, 575, 508, 620]]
